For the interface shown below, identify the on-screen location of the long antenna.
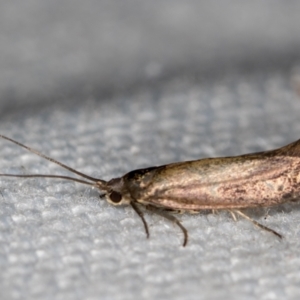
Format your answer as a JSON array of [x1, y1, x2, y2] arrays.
[[0, 174, 96, 186], [0, 134, 107, 187]]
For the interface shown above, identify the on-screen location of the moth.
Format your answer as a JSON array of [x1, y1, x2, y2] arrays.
[[1, 134, 300, 246]]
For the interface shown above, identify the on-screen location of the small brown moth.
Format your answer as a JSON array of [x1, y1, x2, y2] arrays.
[[1, 134, 300, 246]]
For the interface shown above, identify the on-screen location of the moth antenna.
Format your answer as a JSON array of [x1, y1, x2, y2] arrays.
[[0, 134, 107, 187], [0, 174, 96, 186]]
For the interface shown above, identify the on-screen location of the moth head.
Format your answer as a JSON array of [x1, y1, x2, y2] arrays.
[[99, 177, 131, 206]]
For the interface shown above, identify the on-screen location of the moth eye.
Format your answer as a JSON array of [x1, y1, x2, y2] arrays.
[[109, 191, 122, 203]]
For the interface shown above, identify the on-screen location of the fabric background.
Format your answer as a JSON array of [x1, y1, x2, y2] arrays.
[[1, 1, 300, 300]]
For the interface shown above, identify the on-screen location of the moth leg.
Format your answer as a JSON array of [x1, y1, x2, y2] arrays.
[[212, 209, 221, 215], [264, 208, 270, 220], [228, 210, 238, 222], [233, 210, 282, 239], [146, 205, 188, 247], [130, 201, 150, 239]]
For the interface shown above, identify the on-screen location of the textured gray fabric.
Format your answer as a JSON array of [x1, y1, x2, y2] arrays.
[[1, 2, 300, 300]]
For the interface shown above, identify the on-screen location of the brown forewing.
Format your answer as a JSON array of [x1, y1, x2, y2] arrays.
[[125, 145, 300, 211]]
